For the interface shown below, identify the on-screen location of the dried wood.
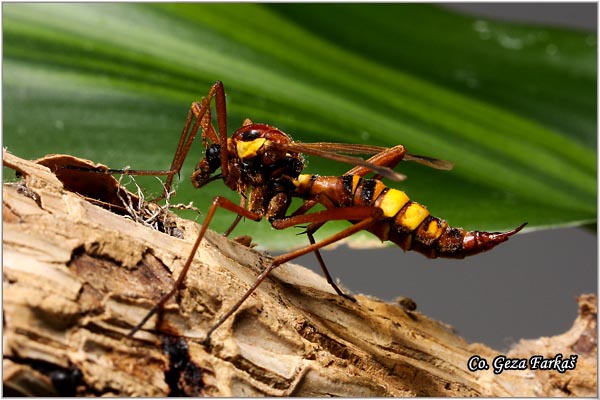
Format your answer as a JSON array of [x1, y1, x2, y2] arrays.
[[3, 150, 597, 396]]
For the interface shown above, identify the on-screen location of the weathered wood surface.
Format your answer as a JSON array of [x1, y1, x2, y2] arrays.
[[3, 150, 597, 396]]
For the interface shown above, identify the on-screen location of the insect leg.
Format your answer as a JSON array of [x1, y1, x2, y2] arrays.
[[289, 197, 356, 300], [290, 198, 319, 217], [211, 81, 231, 180], [128, 195, 262, 338], [162, 81, 226, 197], [223, 213, 244, 237], [203, 205, 383, 346], [65, 82, 226, 200], [285, 198, 354, 300], [305, 225, 356, 301], [223, 195, 247, 237]]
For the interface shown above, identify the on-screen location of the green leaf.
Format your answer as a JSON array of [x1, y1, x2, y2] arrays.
[[3, 3, 596, 251]]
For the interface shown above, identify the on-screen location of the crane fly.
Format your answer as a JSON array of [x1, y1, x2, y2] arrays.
[[82, 81, 526, 345]]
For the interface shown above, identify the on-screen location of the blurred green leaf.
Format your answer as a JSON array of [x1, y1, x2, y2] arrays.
[[3, 3, 596, 251]]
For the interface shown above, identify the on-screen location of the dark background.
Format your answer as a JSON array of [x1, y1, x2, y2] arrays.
[[292, 3, 597, 351]]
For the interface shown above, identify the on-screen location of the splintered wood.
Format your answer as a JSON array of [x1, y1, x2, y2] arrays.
[[3, 150, 597, 396]]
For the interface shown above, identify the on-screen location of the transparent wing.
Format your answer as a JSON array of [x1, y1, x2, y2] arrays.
[[277, 142, 453, 171], [272, 142, 407, 181]]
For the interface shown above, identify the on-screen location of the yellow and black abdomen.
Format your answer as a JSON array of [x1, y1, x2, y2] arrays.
[[341, 175, 524, 259], [293, 174, 524, 259]]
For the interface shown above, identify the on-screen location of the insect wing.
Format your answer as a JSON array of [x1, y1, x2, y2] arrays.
[[293, 142, 389, 155], [278, 141, 453, 172], [403, 154, 454, 171], [273, 142, 407, 182]]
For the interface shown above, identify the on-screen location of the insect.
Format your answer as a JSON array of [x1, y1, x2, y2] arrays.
[[107, 81, 525, 345]]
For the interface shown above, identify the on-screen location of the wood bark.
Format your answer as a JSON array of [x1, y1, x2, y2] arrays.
[[3, 150, 597, 397]]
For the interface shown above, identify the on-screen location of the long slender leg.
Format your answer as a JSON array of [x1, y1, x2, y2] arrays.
[[68, 82, 228, 200], [203, 206, 382, 345], [160, 103, 205, 195], [212, 81, 231, 180], [122, 82, 225, 197], [278, 195, 354, 299], [128, 195, 262, 337], [305, 229, 355, 301], [224, 214, 244, 237], [223, 193, 246, 237], [62, 103, 202, 191], [163, 81, 228, 196], [290, 198, 318, 217], [277, 198, 351, 298]]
